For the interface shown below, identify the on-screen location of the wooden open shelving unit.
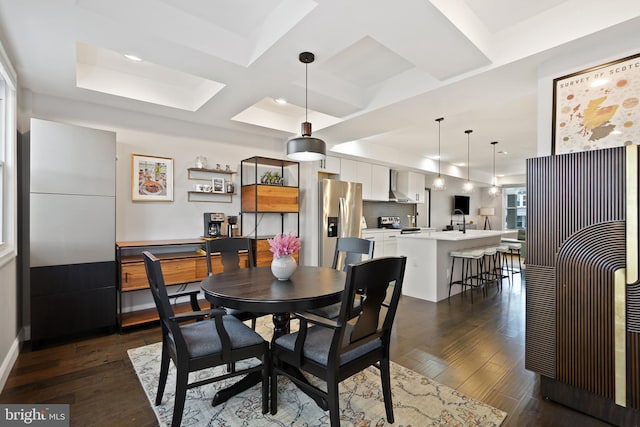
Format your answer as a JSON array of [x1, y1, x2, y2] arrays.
[[240, 156, 300, 266], [116, 238, 249, 330]]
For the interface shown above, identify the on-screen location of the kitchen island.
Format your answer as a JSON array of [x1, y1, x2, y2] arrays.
[[396, 230, 504, 302]]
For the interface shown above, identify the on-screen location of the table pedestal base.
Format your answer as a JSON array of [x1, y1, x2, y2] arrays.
[[211, 371, 261, 406], [272, 312, 291, 340]]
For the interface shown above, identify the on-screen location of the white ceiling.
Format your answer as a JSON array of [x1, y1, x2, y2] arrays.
[[0, 0, 638, 183]]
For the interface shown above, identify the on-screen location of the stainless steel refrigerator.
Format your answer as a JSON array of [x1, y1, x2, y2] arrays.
[[318, 179, 363, 267]]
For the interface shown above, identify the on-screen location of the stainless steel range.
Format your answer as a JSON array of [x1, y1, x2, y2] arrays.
[[378, 215, 421, 234], [378, 216, 401, 229]]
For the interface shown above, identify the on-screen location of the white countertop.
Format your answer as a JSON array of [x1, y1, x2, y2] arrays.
[[362, 228, 403, 234], [396, 229, 504, 241]]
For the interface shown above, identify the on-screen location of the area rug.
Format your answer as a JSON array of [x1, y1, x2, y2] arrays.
[[128, 321, 506, 426]]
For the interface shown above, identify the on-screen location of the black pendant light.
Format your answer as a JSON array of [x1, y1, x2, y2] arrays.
[[287, 52, 326, 161], [432, 117, 445, 191], [462, 129, 473, 193], [488, 141, 501, 197]]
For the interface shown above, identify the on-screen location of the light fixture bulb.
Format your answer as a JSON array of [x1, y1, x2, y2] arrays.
[[462, 181, 474, 194], [124, 54, 142, 62], [433, 175, 446, 191]]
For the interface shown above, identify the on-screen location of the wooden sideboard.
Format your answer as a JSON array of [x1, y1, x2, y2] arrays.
[[116, 239, 248, 329]]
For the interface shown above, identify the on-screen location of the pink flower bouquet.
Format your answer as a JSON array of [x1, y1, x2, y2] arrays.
[[268, 232, 300, 258]]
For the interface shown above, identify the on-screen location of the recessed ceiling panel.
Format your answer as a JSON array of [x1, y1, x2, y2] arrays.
[[464, 0, 566, 33], [76, 0, 317, 66], [231, 97, 342, 133], [158, 0, 285, 36], [320, 36, 415, 88], [76, 42, 225, 111]]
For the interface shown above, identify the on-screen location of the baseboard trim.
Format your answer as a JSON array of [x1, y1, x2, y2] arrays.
[[0, 333, 21, 393]]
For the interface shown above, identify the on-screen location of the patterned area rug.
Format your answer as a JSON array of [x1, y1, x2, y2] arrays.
[[128, 319, 507, 426]]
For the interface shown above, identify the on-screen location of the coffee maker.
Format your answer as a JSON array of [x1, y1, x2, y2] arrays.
[[204, 212, 225, 238], [226, 215, 238, 237]]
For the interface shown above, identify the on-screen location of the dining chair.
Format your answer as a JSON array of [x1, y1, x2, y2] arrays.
[[143, 251, 269, 427], [309, 237, 375, 319], [205, 237, 262, 329], [270, 256, 407, 426]]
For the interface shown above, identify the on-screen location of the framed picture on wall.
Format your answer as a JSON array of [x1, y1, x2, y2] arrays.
[[552, 53, 640, 155], [132, 154, 174, 201]]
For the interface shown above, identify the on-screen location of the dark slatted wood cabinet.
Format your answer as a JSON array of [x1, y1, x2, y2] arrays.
[[526, 146, 640, 424]]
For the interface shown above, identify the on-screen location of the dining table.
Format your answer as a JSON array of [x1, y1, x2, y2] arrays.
[[200, 265, 346, 407], [201, 265, 346, 339]]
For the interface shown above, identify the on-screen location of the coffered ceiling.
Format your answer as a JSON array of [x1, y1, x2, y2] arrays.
[[0, 0, 638, 183]]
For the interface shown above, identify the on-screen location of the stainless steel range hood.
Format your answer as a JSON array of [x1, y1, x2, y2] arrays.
[[388, 170, 411, 203]]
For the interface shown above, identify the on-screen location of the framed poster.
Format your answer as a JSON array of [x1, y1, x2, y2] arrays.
[[552, 53, 640, 154], [132, 154, 174, 201]]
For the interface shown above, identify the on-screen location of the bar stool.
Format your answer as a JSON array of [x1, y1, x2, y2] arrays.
[[504, 241, 523, 279], [494, 244, 512, 288], [449, 248, 485, 303], [481, 246, 498, 293]]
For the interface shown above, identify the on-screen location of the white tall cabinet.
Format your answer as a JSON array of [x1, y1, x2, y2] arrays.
[[28, 119, 116, 342]]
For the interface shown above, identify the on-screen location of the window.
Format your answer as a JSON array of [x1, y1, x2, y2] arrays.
[[0, 40, 17, 263], [504, 186, 526, 230], [0, 79, 5, 244]]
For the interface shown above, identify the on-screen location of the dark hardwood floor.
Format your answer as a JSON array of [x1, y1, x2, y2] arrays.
[[0, 269, 613, 426]]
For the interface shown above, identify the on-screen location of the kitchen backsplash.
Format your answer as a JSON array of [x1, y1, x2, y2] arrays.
[[363, 201, 417, 229]]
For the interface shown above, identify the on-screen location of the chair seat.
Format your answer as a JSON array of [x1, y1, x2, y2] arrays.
[[307, 297, 362, 320], [225, 308, 261, 322], [483, 247, 497, 256], [181, 315, 265, 358], [505, 242, 522, 250], [306, 303, 342, 320], [274, 323, 382, 366], [450, 249, 484, 259]]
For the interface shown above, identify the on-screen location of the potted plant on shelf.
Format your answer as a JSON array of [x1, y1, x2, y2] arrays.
[[268, 232, 300, 280]]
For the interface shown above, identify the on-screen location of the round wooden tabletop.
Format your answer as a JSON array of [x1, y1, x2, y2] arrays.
[[200, 265, 346, 313]]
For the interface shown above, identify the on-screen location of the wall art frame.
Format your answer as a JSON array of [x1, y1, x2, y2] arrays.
[[132, 154, 174, 201], [552, 53, 640, 155], [211, 177, 225, 193]]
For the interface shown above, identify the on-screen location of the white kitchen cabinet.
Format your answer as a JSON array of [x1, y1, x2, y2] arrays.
[[397, 171, 426, 203], [318, 155, 341, 174], [356, 162, 372, 200], [341, 160, 390, 201], [382, 230, 401, 256], [361, 229, 400, 257], [340, 158, 358, 183], [370, 164, 390, 201]]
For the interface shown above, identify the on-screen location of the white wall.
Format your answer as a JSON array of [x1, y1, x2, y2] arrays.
[[115, 129, 284, 241], [428, 176, 488, 230]]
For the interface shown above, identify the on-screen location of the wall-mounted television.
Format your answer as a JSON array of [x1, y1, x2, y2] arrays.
[[453, 195, 470, 215]]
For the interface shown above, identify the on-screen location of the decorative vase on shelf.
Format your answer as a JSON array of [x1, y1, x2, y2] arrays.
[[271, 255, 297, 281]]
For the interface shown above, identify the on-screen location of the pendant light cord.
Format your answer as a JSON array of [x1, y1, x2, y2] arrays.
[[305, 62, 308, 123]]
